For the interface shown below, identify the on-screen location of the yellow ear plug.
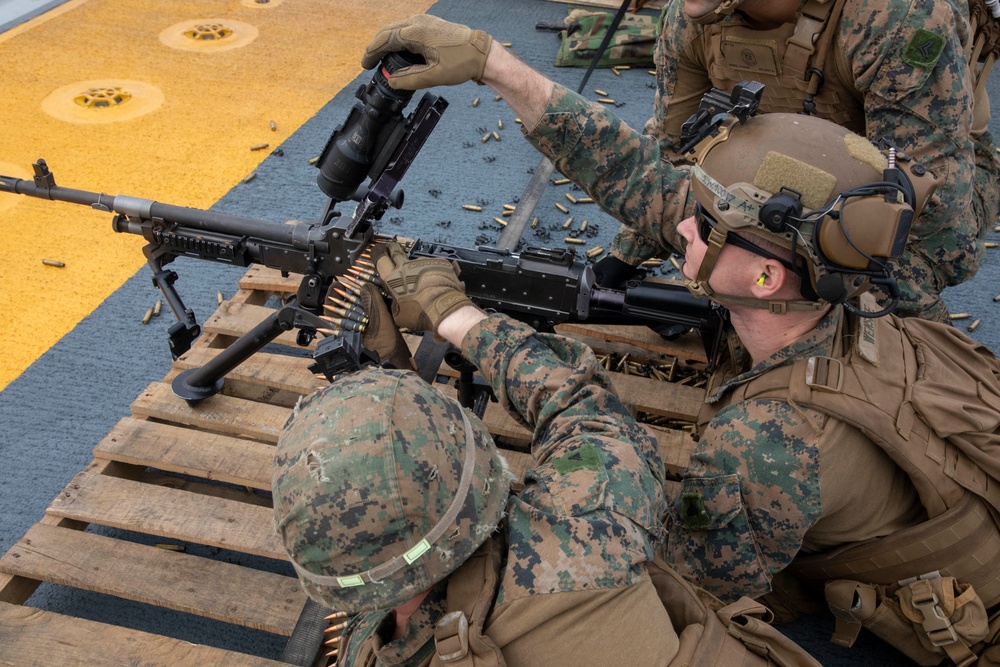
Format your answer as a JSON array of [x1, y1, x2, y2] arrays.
[[757, 274, 767, 286]]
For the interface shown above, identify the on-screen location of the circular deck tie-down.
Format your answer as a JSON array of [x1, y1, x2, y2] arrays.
[[159, 18, 259, 52], [41, 79, 164, 124]]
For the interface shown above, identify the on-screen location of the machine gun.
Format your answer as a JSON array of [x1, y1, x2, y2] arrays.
[[0, 53, 726, 405]]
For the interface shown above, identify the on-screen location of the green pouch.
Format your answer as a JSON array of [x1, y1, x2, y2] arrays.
[[554, 9, 659, 68]]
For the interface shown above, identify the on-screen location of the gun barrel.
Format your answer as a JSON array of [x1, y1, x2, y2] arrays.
[[0, 173, 298, 245]]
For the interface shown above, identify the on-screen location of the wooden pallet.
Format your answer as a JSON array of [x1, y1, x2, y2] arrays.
[[0, 265, 704, 665]]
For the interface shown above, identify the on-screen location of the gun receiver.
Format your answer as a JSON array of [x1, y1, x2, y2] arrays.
[[0, 59, 725, 404]]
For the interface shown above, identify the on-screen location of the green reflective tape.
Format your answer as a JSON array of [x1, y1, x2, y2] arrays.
[[403, 539, 431, 564], [337, 574, 365, 588]]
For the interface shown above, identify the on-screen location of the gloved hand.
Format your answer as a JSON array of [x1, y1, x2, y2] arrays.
[[358, 282, 416, 371], [592, 255, 646, 289], [361, 14, 493, 90], [372, 242, 474, 332]]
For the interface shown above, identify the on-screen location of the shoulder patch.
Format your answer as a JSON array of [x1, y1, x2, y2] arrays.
[[902, 29, 945, 70]]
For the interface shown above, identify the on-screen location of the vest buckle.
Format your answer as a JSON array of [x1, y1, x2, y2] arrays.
[[435, 610, 471, 662], [805, 356, 844, 392]]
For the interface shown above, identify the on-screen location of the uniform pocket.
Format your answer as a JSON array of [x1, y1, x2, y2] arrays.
[[674, 473, 743, 531]]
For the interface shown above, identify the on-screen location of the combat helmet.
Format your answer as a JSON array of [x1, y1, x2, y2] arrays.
[[683, 103, 938, 317], [272, 368, 512, 614]]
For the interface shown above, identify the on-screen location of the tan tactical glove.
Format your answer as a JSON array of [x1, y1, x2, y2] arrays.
[[372, 241, 474, 332], [360, 14, 493, 91], [358, 282, 416, 371]]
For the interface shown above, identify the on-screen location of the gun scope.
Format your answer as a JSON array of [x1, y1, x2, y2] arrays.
[[316, 51, 420, 202]]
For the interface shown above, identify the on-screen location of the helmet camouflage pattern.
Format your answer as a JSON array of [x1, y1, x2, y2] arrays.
[[272, 368, 511, 613], [687, 111, 934, 310]]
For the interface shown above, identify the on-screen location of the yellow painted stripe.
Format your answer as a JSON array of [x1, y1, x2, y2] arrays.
[[0, 0, 434, 390]]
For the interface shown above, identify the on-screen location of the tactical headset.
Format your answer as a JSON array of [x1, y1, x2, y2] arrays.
[[683, 110, 938, 317]]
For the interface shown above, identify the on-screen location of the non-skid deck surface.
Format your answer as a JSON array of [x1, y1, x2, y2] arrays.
[[0, 264, 704, 665]]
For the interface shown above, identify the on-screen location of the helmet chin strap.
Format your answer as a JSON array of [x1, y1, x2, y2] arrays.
[[683, 225, 828, 313]]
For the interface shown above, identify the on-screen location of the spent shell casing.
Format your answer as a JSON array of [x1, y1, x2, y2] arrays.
[[586, 246, 605, 258], [565, 237, 585, 245], [481, 132, 491, 143], [502, 203, 516, 211], [142, 307, 153, 325], [669, 256, 683, 272], [562, 217, 574, 229], [555, 202, 569, 213], [493, 216, 507, 227], [565, 192, 578, 204], [462, 204, 483, 212], [986, 242, 998, 248], [968, 319, 981, 332], [472, 97, 480, 108], [531, 215, 540, 229], [993, 293, 1000, 302], [498, 119, 503, 130], [269, 120, 276, 131], [641, 258, 664, 267], [577, 197, 594, 204], [948, 312, 971, 320], [594, 89, 608, 96], [611, 68, 621, 76], [241, 171, 256, 184], [308, 156, 320, 165], [494, 94, 501, 101], [250, 143, 269, 151], [217, 291, 224, 305], [552, 178, 570, 185], [598, 98, 615, 104], [514, 117, 522, 124], [42, 259, 65, 267], [501, 209, 512, 217], [153, 298, 162, 317], [492, 131, 501, 142], [580, 219, 588, 231]]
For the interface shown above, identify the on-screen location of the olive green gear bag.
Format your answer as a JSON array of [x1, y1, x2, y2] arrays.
[[554, 9, 659, 68]]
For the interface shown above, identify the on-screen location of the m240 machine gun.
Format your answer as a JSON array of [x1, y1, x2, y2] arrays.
[[0, 52, 726, 404]]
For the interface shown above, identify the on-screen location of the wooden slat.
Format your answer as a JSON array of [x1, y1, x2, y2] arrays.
[[93, 418, 274, 490], [46, 471, 284, 560], [0, 601, 290, 667], [203, 301, 306, 348], [130, 382, 289, 444], [0, 524, 304, 635], [238, 264, 301, 293]]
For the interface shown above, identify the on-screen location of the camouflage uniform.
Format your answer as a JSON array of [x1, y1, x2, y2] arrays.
[[335, 314, 678, 665], [521, 88, 927, 602], [609, 0, 1000, 322]]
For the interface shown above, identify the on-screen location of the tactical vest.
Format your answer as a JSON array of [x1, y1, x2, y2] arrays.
[[696, 309, 1000, 665], [347, 536, 822, 666], [699, 0, 864, 134]]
